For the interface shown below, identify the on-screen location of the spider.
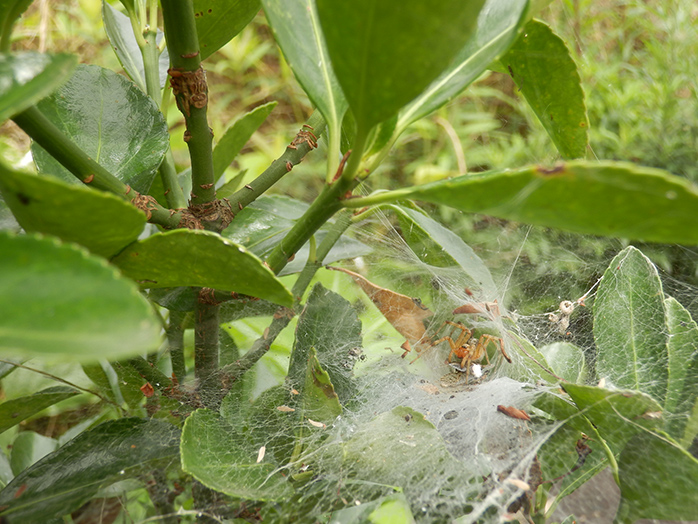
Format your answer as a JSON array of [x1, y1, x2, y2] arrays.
[[429, 321, 511, 381]]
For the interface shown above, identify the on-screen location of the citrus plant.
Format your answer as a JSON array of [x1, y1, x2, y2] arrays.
[[0, 0, 697, 522]]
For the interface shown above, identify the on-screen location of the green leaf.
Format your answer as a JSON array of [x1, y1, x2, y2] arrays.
[[397, 0, 530, 130], [499, 20, 588, 159], [316, 0, 486, 133], [212, 101, 276, 181], [0, 419, 180, 522], [664, 297, 698, 440], [289, 284, 362, 403], [538, 342, 587, 384], [111, 228, 293, 307], [102, 1, 169, 91], [9, 431, 57, 476], [562, 384, 663, 453], [392, 205, 497, 298], [594, 247, 668, 402], [0, 1, 34, 45], [32, 64, 169, 194], [328, 493, 416, 524], [359, 160, 698, 244], [302, 347, 342, 425], [223, 195, 372, 276], [0, 232, 161, 361], [616, 432, 698, 523], [180, 408, 293, 501], [0, 386, 80, 435], [194, 0, 260, 61], [0, 165, 145, 258], [262, 0, 347, 168], [0, 52, 77, 123]]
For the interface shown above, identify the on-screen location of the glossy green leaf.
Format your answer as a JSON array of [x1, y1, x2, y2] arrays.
[[0, 52, 77, 123], [539, 342, 587, 384], [316, 0, 486, 133], [0, 386, 79, 435], [102, 1, 169, 91], [180, 408, 293, 501], [262, 0, 347, 167], [0, 165, 145, 258], [212, 101, 276, 181], [111, 228, 293, 307], [355, 161, 698, 244], [499, 20, 588, 159], [594, 247, 668, 402], [392, 205, 496, 298], [289, 284, 362, 403], [616, 432, 698, 523], [194, 0, 260, 61], [397, 0, 529, 130], [0, 418, 180, 522], [223, 195, 372, 276], [32, 64, 169, 194], [302, 348, 342, 425], [562, 384, 663, 453], [664, 297, 698, 440], [0, 233, 161, 360]]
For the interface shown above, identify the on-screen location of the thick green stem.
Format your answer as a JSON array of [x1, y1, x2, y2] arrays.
[[194, 300, 220, 402], [227, 113, 326, 212], [167, 310, 187, 383], [161, 0, 216, 206]]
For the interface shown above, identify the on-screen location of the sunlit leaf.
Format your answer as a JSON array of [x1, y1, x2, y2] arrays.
[[194, 0, 260, 60], [111, 228, 293, 307], [32, 64, 169, 193], [316, 0, 486, 133], [353, 161, 698, 244], [328, 493, 416, 524], [180, 408, 293, 500], [594, 247, 668, 402], [398, 0, 529, 130], [0, 52, 76, 123], [538, 342, 587, 384], [0, 418, 180, 522], [0, 233, 161, 361], [0, 165, 145, 258], [498, 20, 588, 159]]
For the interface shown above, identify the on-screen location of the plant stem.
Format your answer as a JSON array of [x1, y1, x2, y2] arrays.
[[222, 210, 354, 382], [160, 0, 216, 207], [194, 301, 220, 403], [12, 106, 184, 228], [167, 310, 187, 383], [128, 356, 172, 389], [227, 113, 326, 212]]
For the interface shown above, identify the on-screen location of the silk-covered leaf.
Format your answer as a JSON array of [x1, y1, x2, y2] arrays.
[[0, 418, 180, 522], [0, 232, 161, 361], [594, 247, 668, 402], [0, 386, 79, 435], [0, 52, 76, 123], [0, 165, 145, 258], [111, 228, 293, 307], [32, 64, 169, 194], [180, 408, 293, 501]]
